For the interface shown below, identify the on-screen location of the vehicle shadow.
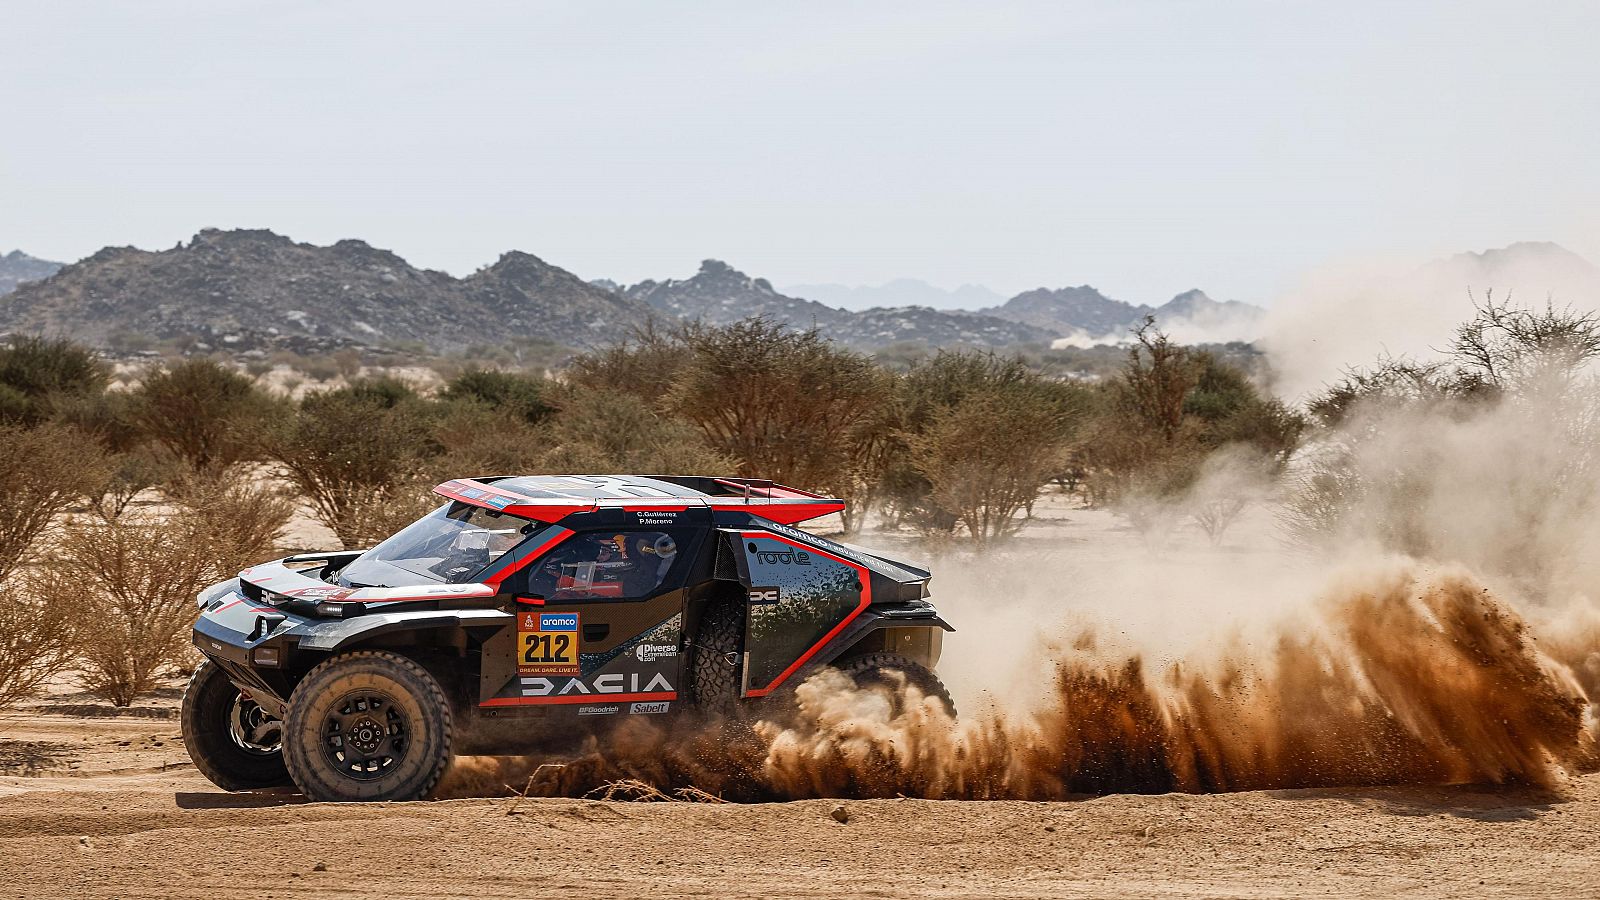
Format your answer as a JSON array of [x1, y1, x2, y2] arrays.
[[1265, 782, 1567, 822], [174, 787, 306, 809]]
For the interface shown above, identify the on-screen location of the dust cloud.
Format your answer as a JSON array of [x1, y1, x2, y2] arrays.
[[441, 293, 1600, 802]]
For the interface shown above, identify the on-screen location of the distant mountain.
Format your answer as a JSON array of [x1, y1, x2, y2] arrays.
[[0, 250, 63, 296], [984, 285, 1147, 338], [620, 260, 1050, 349], [1150, 289, 1267, 345], [783, 279, 1004, 311], [0, 229, 647, 353], [625, 260, 852, 330]]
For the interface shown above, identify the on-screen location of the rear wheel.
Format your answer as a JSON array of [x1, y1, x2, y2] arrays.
[[685, 595, 746, 717], [836, 652, 957, 719], [283, 650, 452, 803], [180, 660, 290, 791]]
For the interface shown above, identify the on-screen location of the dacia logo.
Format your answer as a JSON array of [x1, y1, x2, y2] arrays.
[[755, 548, 811, 566], [748, 587, 780, 605], [520, 672, 674, 697]]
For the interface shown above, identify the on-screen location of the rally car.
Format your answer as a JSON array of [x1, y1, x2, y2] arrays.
[[181, 475, 953, 803]]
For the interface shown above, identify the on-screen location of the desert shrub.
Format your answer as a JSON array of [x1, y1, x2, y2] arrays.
[[439, 368, 555, 424], [88, 446, 181, 521], [903, 364, 1085, 545], [0, 578, 79, 709], [1283, 297, 1600, 566], [0, 335, 108, 426], [880, 352, 1084, 539], [0, 423, 110, 581], [50, 510, 237, 706], [565, 321, 690, 401], [131, 359, 278, 472], [1081, 321, 1301, 515], [165, 469, 294, 566], [268, 384, 440, 549], [671, 319, 892, 496], [536, 388, 736, 474]]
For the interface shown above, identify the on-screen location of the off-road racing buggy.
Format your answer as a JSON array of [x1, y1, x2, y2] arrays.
[[183, 475, 952, 802]]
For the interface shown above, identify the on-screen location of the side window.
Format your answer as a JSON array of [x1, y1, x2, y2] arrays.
[[524, 531, 685, 601]]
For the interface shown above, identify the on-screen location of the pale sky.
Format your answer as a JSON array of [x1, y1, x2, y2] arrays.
[[3, 1, 1598, 306]]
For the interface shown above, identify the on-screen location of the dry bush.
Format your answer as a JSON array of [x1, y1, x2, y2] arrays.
[[0, 423, 111, 581], [87, 445, 181, 522], [0, 577, 79, 710], [536, 388, 736, 475], [0, 335, 108, 427], [909, 387, 1079, 546], [267, 384, 439, 549], [672, 320, 891, 495], [132, 358, 279, 472], [165, 468, 294, 567], [49, 511, 236, 706]]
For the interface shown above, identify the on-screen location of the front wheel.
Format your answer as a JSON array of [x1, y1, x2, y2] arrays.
[[836, 652, 957, 719], [282, 650, 453, 803], [180, 660, 291, 791]]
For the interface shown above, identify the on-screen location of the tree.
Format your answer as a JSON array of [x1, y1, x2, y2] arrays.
[[267, 383, 439, 549], [0, 423, 110, 581], [0, 335, 107, 426], [131, 359, 277, 472]]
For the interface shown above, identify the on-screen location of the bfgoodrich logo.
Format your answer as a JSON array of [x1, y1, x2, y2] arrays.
[[630, 701, 670, 714]]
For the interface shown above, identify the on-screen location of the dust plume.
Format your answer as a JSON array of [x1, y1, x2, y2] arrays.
[[440, 296, 1600, 802]]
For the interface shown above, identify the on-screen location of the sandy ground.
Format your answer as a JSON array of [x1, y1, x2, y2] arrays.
[[4, 495, 1598, 897], [2, 677, 1598, 898]]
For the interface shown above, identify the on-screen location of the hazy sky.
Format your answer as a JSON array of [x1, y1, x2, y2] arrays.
[[4, 1, 1598, 306]]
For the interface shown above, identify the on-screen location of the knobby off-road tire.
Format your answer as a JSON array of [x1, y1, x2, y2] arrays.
[[686, 595, 746, 718], [836, 652, 957, 719], [283, 650, 452, 803], [181, 660, 291, 791]]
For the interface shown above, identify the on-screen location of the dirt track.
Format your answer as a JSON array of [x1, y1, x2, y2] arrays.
[[2, 708, 1597, 899]]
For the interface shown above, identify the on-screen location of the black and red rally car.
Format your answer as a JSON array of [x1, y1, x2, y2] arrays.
[[182, 475, 952, 802]]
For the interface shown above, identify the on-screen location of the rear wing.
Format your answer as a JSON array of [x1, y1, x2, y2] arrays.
[[432, 475, 845, 526]]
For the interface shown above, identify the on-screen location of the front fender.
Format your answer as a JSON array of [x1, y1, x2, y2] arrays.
[[296, 608, 514, 652]]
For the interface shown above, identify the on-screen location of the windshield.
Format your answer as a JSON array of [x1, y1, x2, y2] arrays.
[[340, 502, 537, 587]]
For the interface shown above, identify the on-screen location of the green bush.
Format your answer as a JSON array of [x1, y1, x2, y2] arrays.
[[131, 359, 278, 472], [0, 335, 108, 426]]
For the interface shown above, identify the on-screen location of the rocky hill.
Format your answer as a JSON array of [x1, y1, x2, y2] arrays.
[[622, 260, 1051, 348], [981, 284, 1265, 344], [625, 260, 852, 330], [783, 278, 1004, 311], [0, 229, 648, 353], [0, 250, 63, 296]]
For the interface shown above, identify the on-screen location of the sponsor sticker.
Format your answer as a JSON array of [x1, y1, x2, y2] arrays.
[[748, 586, 780, 605], [630, 701, 670, 715], [634, 643, 678, 663], [486, 495, 514, 509], [518, 611, 580, 676], [577, 705, 619, 717]]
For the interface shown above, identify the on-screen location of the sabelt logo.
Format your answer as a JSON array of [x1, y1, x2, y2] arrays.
[[630, 701, 670, 715], [634, 643, 678, 663]]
